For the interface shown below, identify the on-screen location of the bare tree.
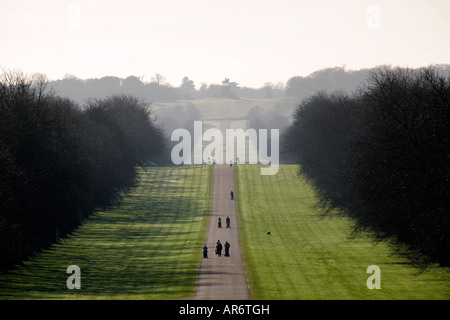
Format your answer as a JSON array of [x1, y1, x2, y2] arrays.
[[151, 73, 166, 86]]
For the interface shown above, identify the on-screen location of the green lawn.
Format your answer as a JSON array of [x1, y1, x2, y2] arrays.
[[235, 164, 450, 300], [0, 166, 212, 300], [154, 97, 291, 121]]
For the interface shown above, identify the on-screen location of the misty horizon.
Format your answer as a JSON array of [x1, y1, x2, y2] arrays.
[[1, 1, 449, 89], [36, 64, 448, 105], [31, 63, 450, 89]]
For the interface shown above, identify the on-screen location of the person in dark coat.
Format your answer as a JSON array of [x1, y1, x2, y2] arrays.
[[224, 241, 230, 257], [216, 240, 223, 257], [218, 217, 222, 228], [230, 190, 234, 200], [226, 216, 230, 228], [203, 245, 208, 258]]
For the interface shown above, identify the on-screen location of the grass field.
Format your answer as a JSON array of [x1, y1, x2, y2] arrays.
[[235, 164, 450, 300], [0, 166, 212, 300], [153, 97, 292, 121]]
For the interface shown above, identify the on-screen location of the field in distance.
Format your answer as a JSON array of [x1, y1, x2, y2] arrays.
[[153, 97, 296, 122]]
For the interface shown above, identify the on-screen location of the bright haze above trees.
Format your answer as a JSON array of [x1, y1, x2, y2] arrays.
[[1, 1, 449, 88], [46, 65, 450, 104]]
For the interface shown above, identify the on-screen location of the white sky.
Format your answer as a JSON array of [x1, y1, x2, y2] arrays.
[[1, 0, 449, 88]]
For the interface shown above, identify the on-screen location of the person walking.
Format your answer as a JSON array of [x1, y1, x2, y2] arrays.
[[226, 216, 230, 228], [224, 241, 230, 257], [203, 244, 208, 258], [216, 240, 223, 257], [230, 190, 234, 200], [218, 217, 222, 228]]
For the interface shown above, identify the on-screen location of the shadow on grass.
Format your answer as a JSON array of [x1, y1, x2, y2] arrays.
[[0, 166, 212, 300]]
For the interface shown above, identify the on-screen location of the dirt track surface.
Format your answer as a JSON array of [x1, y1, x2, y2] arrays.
[[193, 164, 250, 300]]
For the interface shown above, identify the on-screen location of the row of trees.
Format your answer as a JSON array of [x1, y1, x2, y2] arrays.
[[48, 65, 450, 104], [50, 74, 286, 104], [0, 71, 165, 271], [283, 66, 449, 268], [285, 65, 450, 102]]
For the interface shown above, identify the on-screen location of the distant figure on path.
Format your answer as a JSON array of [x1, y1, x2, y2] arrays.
[[218, 217, 222, 228], [226, 216, 230, 228], [216, 240, 223, 257], [230, 190, 234, 200], [224, 241, 230, 257], [203, 245, 208, 258]]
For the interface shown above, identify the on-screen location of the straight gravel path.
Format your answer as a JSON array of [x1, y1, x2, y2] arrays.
[[193, 164, 250, 300]]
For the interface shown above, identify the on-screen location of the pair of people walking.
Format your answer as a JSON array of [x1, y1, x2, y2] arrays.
[[217, 216, 231, 228], [215, 240, 230, 257]]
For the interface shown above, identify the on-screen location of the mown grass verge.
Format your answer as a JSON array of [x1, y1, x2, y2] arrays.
[[0, 166, 212, 299], [235, 164, 449, 299]]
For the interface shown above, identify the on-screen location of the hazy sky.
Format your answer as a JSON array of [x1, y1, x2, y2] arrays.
[[1, 0, 449, 88]]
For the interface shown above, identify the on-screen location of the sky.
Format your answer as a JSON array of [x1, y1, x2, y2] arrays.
[[1, 0, 449, 88]]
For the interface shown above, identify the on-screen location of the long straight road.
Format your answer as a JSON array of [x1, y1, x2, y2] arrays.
[[193, 164, 250, 300]]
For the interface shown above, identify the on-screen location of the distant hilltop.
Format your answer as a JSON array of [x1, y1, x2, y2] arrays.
[[47, 65, 450, 104]]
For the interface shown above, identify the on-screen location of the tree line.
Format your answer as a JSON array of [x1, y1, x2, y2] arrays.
[[283, 66, 449, 269], [0, 71, 165, 271], [50, 74, 286, 105], [47, 66, 450, 105]]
